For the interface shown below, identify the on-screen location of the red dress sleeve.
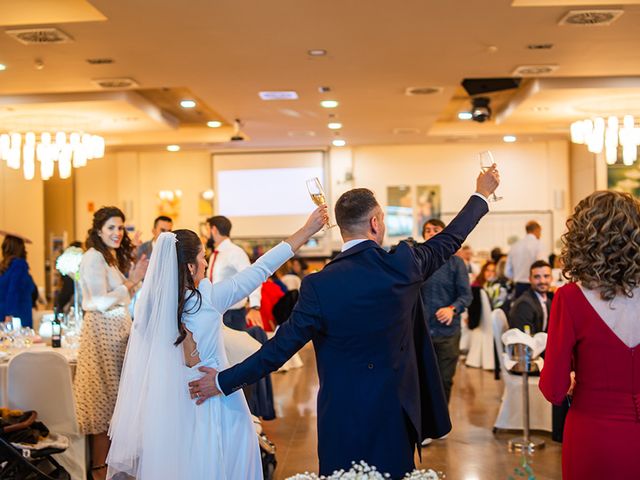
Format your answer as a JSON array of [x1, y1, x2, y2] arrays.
[[539, 284, 577, 405]]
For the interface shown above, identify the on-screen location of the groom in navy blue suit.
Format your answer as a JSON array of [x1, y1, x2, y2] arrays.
[[189, 168, 499, 478]]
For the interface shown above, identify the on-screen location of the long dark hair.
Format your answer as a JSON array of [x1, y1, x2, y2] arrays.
[[86, 207, 135, 275], [0, 235, 27, 274], [474, 261, 496, 288], [174, 229, 203, 345]]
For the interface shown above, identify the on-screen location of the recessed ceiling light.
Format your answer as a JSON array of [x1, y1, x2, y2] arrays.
[[0, 64, 6, 71], [321, 100, 339, 108], [328, 122, 342, 130], [207, 121, 222, 128], [258, 91, 298, 100], [332, 139, 347, 147], [180, 100, 196, 108], [503, 135, 517, 143], [458, 112, 473, 120], [308, 49, 327, 57], [167, 145, 180, 152]]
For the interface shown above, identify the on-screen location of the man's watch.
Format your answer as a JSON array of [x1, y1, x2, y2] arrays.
[[249, 306, 261, 311]]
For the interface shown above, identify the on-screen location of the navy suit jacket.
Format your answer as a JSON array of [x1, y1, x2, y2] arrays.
[[218, 195, 488, 478]]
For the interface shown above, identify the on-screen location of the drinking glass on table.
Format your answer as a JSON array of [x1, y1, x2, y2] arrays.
[[478, 150, 503, 202], [306, 177, 336, 229]]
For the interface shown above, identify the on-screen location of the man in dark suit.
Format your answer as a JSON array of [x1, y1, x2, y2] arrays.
[[508, 260, 553, 334], [189, 169, 499, 478], [135, 215, 173, 261]]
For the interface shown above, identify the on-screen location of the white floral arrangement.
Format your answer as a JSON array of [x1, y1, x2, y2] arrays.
[[56, 246, 83, 278], [286, 461, 442, 480]]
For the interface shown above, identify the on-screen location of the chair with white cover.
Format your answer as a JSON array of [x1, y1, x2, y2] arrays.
[[465, 289, 495, 370], [7, 351, 86, 480], [492, 310, 552, 432]]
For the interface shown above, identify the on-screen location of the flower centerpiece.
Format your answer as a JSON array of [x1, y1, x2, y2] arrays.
[[56, 246, 83, 278], [55, 246, 84, 330], [286, 461, 442, 480]]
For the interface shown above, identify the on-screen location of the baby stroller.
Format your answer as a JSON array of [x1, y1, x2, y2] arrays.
[[0, 410, 70, 480]]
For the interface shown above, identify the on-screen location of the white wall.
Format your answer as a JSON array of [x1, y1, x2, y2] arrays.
[[73, 141, 572, 255], [350, 141, 570, 253], [74, 151, 212, 244], [0, 162, 45, 286]]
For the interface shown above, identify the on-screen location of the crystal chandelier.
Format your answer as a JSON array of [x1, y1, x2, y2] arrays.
[[0, 131, 105, 180], [570, 115, 640, 166]]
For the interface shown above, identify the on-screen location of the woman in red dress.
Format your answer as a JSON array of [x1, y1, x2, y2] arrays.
[[540, 191, 640, 479]]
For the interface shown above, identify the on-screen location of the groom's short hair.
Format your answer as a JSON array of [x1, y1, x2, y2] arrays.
[[335, 188, 379, 233]]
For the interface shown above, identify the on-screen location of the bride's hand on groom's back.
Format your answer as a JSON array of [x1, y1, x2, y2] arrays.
[[188, 366, 221, 405]]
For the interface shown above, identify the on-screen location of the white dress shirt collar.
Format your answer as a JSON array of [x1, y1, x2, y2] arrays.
[[215, 238, 232, 251], [341, 238, 370, 252]]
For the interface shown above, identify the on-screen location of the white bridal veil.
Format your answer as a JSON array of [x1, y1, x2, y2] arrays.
[[107, 232, 193, 479]]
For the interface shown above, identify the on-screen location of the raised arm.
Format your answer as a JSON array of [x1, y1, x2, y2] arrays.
[[207, 206, 328, 313], [190, 277, 322, 401], [411, 166, 498, 280]]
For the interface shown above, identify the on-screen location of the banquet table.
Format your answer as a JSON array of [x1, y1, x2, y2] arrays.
[[0, 345, 77, 406]]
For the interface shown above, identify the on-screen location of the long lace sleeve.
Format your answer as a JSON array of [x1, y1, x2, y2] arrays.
[[206, 242, 293, 313], [80, 250, 130, 312]]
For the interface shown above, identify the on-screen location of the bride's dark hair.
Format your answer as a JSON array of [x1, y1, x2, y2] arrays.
[[174, 229, 203, 345]]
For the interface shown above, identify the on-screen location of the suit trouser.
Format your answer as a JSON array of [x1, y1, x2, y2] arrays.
[[432, 331, 461, 404]]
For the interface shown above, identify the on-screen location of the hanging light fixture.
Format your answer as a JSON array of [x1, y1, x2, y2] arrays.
[[571, 116, 640, 166], [0, 131, 105, 180]]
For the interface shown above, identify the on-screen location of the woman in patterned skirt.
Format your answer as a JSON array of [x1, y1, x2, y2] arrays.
[[74, 207, 148, 480]]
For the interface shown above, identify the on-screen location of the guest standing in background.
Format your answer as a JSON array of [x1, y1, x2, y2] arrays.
[[0, 233, 36, 328], [456, 244, 479, 281], [259, 273, 286, 332], [74, 207, 148, 480], [206, 215, 262, 330], [54, 241, 84, 314], [506, 221, 546, 298], [280, 260, 302, 291], [540, 191, 640, 479], [289, 257, 308, 279], [421, 219, 472, 409], [135, 215, 173, 261]]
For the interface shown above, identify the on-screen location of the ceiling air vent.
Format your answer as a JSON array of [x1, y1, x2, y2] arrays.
[[5, 28, 73, 45], [91, 77, 139, 89], [86, 58, 114, 65], [405, 86, 443, 96], [393, 127, 421, 135], [558, 10, 623, 26], [512, 65, 558, 76]]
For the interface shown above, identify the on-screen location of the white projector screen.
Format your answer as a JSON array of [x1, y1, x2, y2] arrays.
[[213, 151, 325, 237]]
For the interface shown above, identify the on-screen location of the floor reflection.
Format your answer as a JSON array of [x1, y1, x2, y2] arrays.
[[263, 345, 561, 480]]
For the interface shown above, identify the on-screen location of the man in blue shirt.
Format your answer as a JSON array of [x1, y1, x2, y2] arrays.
[[420, 219, 472, 405]]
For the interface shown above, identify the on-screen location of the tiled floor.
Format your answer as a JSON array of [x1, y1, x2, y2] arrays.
[[262, 345, 562, 479]]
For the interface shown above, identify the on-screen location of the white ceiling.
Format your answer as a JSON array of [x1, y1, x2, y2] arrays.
[[0, 0, 640, 149]]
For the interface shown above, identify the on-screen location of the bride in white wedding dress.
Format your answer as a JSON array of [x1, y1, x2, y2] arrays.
[[106, 207, 327, 479]]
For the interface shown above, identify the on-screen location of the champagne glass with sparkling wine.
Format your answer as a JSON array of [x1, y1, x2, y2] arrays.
[[306, 177, 336, 229], [479, 150, 503, 202]]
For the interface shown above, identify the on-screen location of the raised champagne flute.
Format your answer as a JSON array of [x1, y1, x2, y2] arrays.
[[479, 150, 503, 202], [306, 177, 336, 229]]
